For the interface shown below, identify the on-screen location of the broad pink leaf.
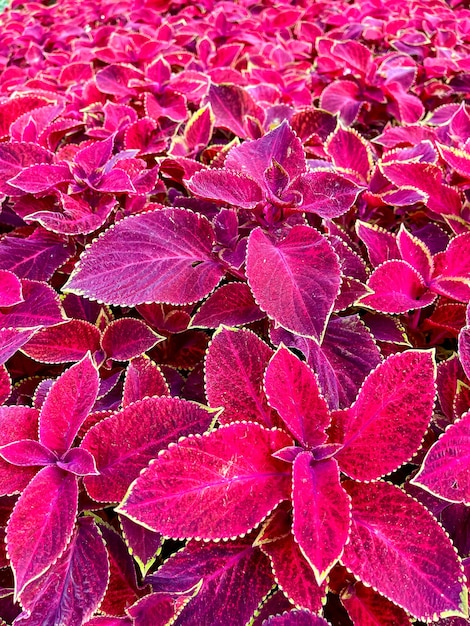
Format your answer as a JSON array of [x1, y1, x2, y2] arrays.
[[208, 83, 263, 138], [264, 611, 330, 626], [341, 582, 412, 626], [412, 411, 470, 504], [261, 530, 327, 612], [187, 169, 263, 208], [320, 80, 362, 125], [7, 466, 78, 598], [224, 120, 306, 183], [149, 539, 273, 626], [326, 126, 372, 182], [460, 328, 470, 382], [295, 171, 362, 218], [96, 63, 143, 96], [82, 396, 213, 502], [122, 356, 169, 407], [15, 517, 108, 626], [342, 481, 467, 621], [397, 225, 433, 284], [0, 280, 67, 330], [431, 233, 470, 301], [331, 350, 436, 481], [246, 226, 341, 340], [0, 440, 56, 466], [205, 327, 278, 428], [0, 366, 10, 404], [21, 319, 101, 364], [292, 454, 350, 583], [0, 271, 23, 307], [264, 347, 330, 447], [65, 209, 224, 306], [39, 354, 99, 456], [126, 591, 195, 626], [0, 406, 39, 495], [118, 422, 292, 540], [360, 260, 436, 314], [355, 221, 400, 268], [190, 282, 263, 329], [184, 103, 214, 151], [438, 144, 470, 178], [101, 318, 163, 361], [8, 163, 71, 193], [119, 515, 162, 576], [0, 142, 53, 196], [57, 448, 98, 476]]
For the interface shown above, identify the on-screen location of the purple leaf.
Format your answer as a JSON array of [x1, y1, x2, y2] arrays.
[[292, 454, 351, 584], [190, 282, 264, 329], [39, 354, 99, 457], [22, 320, 101, 364], [342, 480, 467, 621], [14, 517, 108, 626], [65, 209, 224, 306], [101, 318, 163, 361], [7, 465, 78, 598], [149, 539, 273, 626], [263, 610, 331, 626], [264, 346, 330, 447], [0, 407, 39, 495], [82, 396, 214, 502], [397, 225, 434, 285], [187, 170, 263, 208], [412, 411, 470, 504], [0, 280, 67, 330], [0, 271, 23, 307], [119, 515, 162, 576], [208, 83, 263, 138], [331, 350, 436, 481], [126, 591, 196, 626], [246, 227, 341, 340], [341, 582, 412, 626], [117, 422, 293, 540], [295, 171, 362, 218], [205, 327, 278, 428], [122, 356, 169, 407]]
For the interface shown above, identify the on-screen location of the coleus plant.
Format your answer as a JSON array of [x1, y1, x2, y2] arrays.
[[1, 0, 470, 624]]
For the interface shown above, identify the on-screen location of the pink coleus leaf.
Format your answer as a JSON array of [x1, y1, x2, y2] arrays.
[[431, 233, 470, 302], [246, 226, 341, 340], [0, 329, 38, 366], [117, 422, 293, 540], [263, 610, 331, 626], [264, 346, 330, 447], [359, 260, 436, 314], [0, 280, 67, 330], [21, 319, 101, 364], [6, 465, 78, 599], [15, 517, 108, 626], [342, 480, 467, 621], [295, 171, 362, 218], [397, 225, 434, 285], [292, 453, 351, 584], [65, 209, 224, 306], [119, 515, 162, 576], [0, 366, 10, 404], [0, 406, 39, 496], [355, 221, 400, 268], [459, 328, 470, 382], [183, 103, 214, 152], [82, 396, 214, 503], [126, 591, 196, 626], [325, 126, 372, 183], [56, 448, 98, 476], [340, 582, 412, 626], [331, 350, 436, 481], [190, 282, 264, 329], [412, 411, 470, 504], [0, 142, 53, 196], [101, 318, 163, 362], [8, 163, 71, 194], [187, 169, 263, 208], [261, 529, 327, 612], [0, 271, 23, 307], [0, 440, 56, 466], [208, 83, 263, 138], [205, 327, 278, 428], [39, 353, 99, 457], [149, 539, 273, 626], [122, 356, 169, 407]]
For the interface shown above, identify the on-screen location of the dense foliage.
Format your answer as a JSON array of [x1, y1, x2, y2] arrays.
[[1, 0, 470, 624]]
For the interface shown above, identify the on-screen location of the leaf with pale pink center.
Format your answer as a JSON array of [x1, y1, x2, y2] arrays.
[[0, 271, 23, 307], [190, 282, 263, 329], [187, 169, 263, 208], [263, 610, 331, 626], [295, 171, 362, 218], [101, 318, 163, 361], [320, 80, 363, 125], [14, 517, 108, 626], [117, 422, 292, 540], [0, 440, 56, 466], [39, 353, 99, 457], [246, 226, 341, 340], [82, 396, 213, 502], [65, 209, 224, 306], [340, 582, 412, 626], [412, 411, 470, 504], [205, 327, 278, 427], [264, 346, 330, 447], [0, 280, 67, 330], [342, 480, 467, 621], [148, 538, 274, 626], [292, 453, 350, 584], [8, 163, 72, 194], [122, 356, 169, 407], [331, 350, 436, 481], [7, 465, 78, 598], [0, 142, 53, 196]]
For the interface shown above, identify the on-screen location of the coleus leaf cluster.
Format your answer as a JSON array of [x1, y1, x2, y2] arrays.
[[1, 0, 470, 624]]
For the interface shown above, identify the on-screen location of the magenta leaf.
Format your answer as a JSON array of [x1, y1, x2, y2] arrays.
[[101, 318, 163, 361], [0, 280, 67, 330], [119, 515, 162, 576], [292, 453, 351, 584], [342, 480, 467, 621], [326, 126, 372, 183], [122, 356, 169, 407], [397, 225, 434, 285], [190, 282, 264, 329], [82, 396, 214, 502], [295, 171, 362, 218], [0, 440, 56, 467], [261, 530, 327, 612], [0, 142, 53, 196], [22, 320, 101, 364], [187, 169, 263, 208], [331, 350, 436, 481], [320, 80, 362, 125], [65, 209, 224, 306], [264, 346, 330, 447], [412, 411, 470, 504], [0, 407, 39, 495], [39, 353, 99, 457], [263, 610, 331, 626], [126, 591, 196, 626], [15, 517, 108, 626], [208, 83, 263, 138], [0, 366, 10, 404], [6, 465, 78, 598], [8, 163, 71, 193], [148, 538, 273, 626], [341, 582, 412, 626], [246, 226, 341, 340], [355, 221, 400, 268], [205, 327, 278, 428], [117, 422, 293, 540], [57, 448, 98, 476], [0, 271, 23, 307]]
